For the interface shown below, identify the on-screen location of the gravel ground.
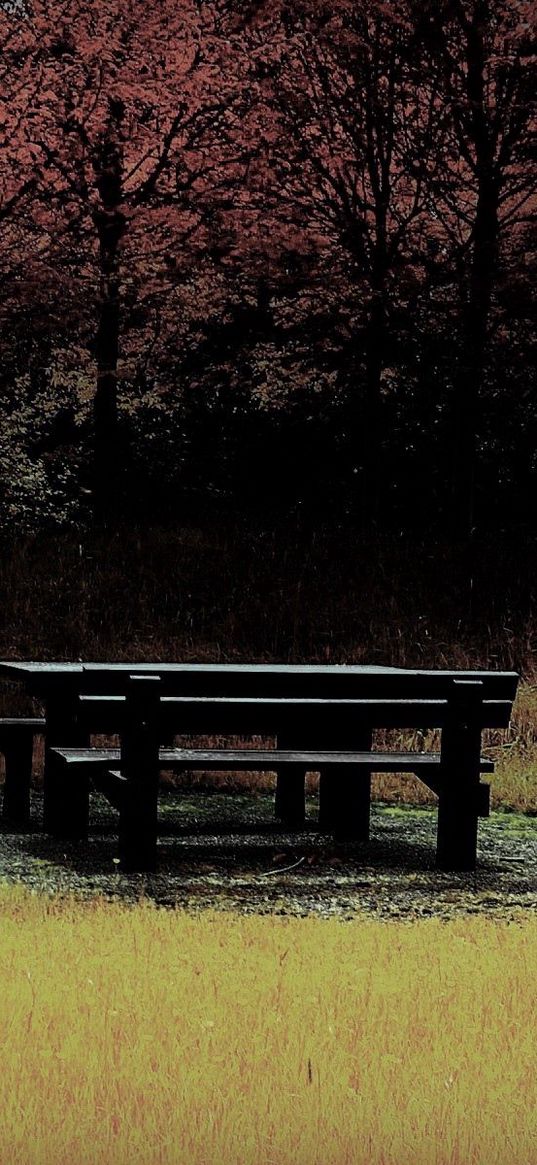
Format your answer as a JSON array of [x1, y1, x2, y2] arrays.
[[1, 790, 536, 921]]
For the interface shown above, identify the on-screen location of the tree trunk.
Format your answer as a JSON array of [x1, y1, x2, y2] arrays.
[[450, 0, 499, 542], [93, 207, 125, 518], [92, 101, 126, 520], [451, 178, 499, 541], [362, 286, 387, 530]]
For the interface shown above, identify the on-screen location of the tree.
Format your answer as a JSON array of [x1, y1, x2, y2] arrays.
[[2, 0, 258, 513], [0, 7, 40, 224], [420, 0, 536, 536], [249, 0, 444, 523]]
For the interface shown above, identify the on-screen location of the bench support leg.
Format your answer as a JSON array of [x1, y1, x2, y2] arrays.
[[319, 728, 373, 838], [436, 792, 479, 871], [43, 691, 88, 833], [47, 759, 90, 840], [275, 764, 305, 830], [318, 771, 338, 831], [436, 680, 483, 872], [2, 731, 34, 828], [323, 765, 372, 842], [274, 734, 304, 823], [119, 779, 159, 873], [119, 676, 160, 872]]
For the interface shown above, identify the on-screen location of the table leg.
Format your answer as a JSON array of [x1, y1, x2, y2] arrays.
[[327, 766, 372, 842], [436, 789, 480, 871], [274, 731, 306, 828], [436, 680, 483, 871], [119, 676, 160, 872], [43, 691, 88, 834], [275, 763, 306, 829], [318, 728, 372, 839]]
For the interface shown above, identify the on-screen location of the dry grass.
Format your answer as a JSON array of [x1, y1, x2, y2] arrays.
[[0, 885, 536, 1165]]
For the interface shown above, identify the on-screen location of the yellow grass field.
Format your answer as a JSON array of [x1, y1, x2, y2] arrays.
[[0, 886, 536, 1165]]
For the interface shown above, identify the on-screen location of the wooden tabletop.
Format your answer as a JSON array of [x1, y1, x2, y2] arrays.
[[0, 661, 403, 675], [0, 660, 519, 703], [0, 661, 518, 677]]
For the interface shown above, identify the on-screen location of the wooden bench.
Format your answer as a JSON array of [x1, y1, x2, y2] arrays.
[[0, 718, 45, 826], [49, 744, 493, 839], [44, 671, 516, 873]]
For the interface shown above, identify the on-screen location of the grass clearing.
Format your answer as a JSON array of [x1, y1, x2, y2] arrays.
[[0, 885, 536, 1164]]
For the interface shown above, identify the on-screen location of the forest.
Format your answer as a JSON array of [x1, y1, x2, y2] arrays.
[[0, 0, 535, 666]]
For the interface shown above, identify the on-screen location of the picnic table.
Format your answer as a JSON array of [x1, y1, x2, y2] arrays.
[[0, 661, 519, 873]]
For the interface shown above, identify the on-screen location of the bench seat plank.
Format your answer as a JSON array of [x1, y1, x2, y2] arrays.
[[0, 718, 45, 731], [51, 746, 494, 772], [47, 745, 493, 846]]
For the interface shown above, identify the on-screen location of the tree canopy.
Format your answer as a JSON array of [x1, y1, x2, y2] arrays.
[[0, 0, 535, 533]]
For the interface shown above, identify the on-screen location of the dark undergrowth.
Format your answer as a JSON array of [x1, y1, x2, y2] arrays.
[[0, 518, 535, 672]]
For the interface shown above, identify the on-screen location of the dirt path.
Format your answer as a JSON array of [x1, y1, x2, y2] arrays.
[[1, 791, 536, 921]]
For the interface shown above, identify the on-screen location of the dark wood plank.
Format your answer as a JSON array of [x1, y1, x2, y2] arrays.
[[276, 763, 306, 829], [316, 722, 373, 833], [76, 694, 513, 732], [0, 718, 46, 730], [50, 746, 495, 771], [322, 762, 372, 842], [80, 665, 518, 701], [0, 661, 519, 702]]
